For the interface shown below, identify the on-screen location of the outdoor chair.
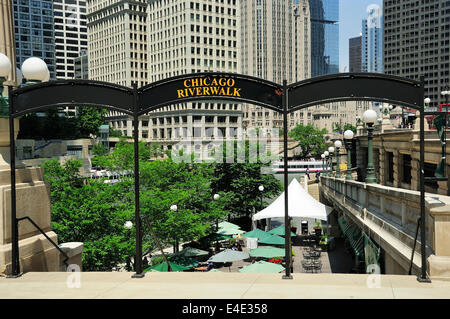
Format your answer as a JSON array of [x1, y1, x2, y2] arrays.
[[312, 262, 322, 273], [301, 260, 314, 273]]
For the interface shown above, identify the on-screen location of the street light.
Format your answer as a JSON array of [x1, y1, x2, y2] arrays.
[[124, 221, 133, 229], [170, 204, 179, 253], [334, 140, 342, 178], [328, 146, 335, 176], [321, 153, 326, 173], [21, 57, 49, 83], [344, 130, 354, 180], [324, 150, 330, 176], [0, 53, 12, 115], [363, 109, 378, 183], [258, 185, 264, 211]]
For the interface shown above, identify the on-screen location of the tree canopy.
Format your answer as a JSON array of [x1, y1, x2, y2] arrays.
[[288, 124, 328, 158], [18, 107, 107, 140]]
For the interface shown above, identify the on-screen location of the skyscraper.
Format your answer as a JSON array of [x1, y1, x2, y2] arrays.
[[383, 0, 450, 109], [308, 0, 339, 77], [240, 0, 311, 131], [349, 36, 362, 73], [362, 5, 382, 73], [13, 0, 56, 79], [87, 0, 148, 87], [53, 0, 88, 79]]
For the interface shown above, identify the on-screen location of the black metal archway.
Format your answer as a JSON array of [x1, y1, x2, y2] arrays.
[[8, 72, 428, 281]]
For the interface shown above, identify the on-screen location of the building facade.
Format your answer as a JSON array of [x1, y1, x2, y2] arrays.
[[349, 36, 362, 73], [98, 0, 243, 160], [383, 0, 450, 110], [308, 0, 339, 77], [362, 5, 382, 73], [240, 0, 311, 132], [53, 0, 88, 79], [74, 50, 88, 79], [13, 0, 56, 79], [87, 0, 148, 87]]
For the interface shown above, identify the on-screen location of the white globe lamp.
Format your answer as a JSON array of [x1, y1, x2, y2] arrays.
[[21, 57, 48, 82], [0, 53, 11, 78], [124, 221, 133, 229], [344, 130, 354, 140], [363, 109, 378, 125]]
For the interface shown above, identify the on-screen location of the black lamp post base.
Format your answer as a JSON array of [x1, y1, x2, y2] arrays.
[[417, 276, 431, 283], [132, 272, 145, 278], [282, 275, 293, 280], [6, 272, 23, 279]]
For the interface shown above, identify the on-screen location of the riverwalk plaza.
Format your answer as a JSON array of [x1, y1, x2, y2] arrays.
[[2, 0, 450, 302]]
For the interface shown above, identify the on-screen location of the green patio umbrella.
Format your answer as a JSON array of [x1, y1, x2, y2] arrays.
[[218, 221, 241, 229], [258, 234, 286, 246], [208, 249, 249, 263], [207, 269, 223, 273], [242, 229, 271, 240], [200, 233, 231, 242], [268, 225, 296, 237], [249, 246, 286, 258], [168, 255, 199, 268], [217, 227, 245, 235], [239, 261, 285, 273], [145, 261, 189, 272], [174, 247, 209, 258]]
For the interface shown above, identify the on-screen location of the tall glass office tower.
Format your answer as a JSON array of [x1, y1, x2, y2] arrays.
[[13, 0, 56, 79], [362, 6, 383, 73], [308, 0, 339, 77]]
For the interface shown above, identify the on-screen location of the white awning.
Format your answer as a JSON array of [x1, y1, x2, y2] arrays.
[[252, 178, 332, 222]]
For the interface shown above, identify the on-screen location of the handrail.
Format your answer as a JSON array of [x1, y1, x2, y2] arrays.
[[409, 217, 421, 275], [16, 216, 69, 268]]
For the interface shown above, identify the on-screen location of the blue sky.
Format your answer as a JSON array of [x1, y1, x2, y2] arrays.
[[339, 0, 383, 71]]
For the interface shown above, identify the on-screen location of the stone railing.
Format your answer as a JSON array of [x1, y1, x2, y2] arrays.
[[320, 175, 450, 277]]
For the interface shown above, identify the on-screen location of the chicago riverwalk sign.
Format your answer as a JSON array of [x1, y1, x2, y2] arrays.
[[8, 72, 427, 281]]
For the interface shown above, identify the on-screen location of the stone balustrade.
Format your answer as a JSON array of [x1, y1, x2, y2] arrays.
[[320, 175, 450, 278]]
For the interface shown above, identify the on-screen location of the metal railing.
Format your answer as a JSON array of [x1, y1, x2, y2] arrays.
[[17, 216, 69, 268]]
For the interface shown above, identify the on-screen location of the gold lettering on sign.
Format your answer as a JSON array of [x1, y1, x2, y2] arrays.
[[176, 76, 242, 99]]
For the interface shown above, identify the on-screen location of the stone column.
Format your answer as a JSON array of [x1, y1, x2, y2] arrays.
[[428, 205, 450, 278], [393, 150, 401, 188], [0, 0, 17, 86]]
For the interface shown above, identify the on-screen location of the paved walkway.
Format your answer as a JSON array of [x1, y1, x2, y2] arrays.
[[1, 272, 449, 299]]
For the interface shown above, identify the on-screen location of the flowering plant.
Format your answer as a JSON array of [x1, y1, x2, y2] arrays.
[[268, 258, 283, 264]]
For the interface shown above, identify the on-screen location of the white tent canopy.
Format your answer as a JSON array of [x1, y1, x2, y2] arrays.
[[252, 178, 332, 222]]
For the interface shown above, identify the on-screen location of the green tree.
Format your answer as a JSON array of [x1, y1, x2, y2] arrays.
[[288, 124, 328, 158], [208, 140, 282, 221], [76, 106, 107, 138], [42, 159, 138, 271], [332, 123, 357, 134], [92, 143, 109, 157]]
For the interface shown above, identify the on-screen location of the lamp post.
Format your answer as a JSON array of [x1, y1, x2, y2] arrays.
[[344, 130, 354, 180], [213, 193, 220, 251], [334, 140, 342, 178], [321, 153, 325, 173], [2, 55, 48, 278], [258, 185, 264, 211], [170, 204, 179, 253], [328, 146, 335, 176], [324, 151, 329, 176], [0, 53, 12, 115], [363, 109, 378, 183]]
